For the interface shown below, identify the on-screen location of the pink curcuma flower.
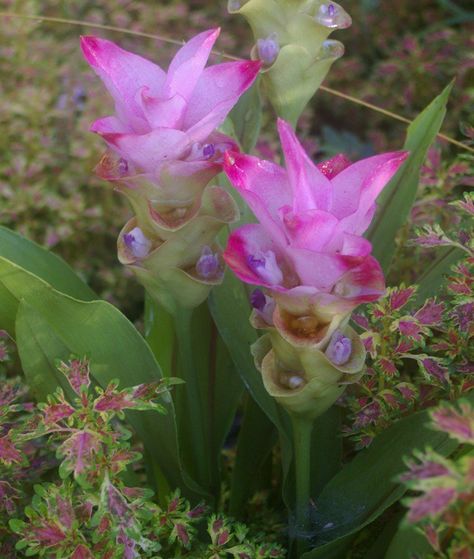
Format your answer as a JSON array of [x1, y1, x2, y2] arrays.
[[223, 119, 408, 320], [81, 29, 261, 186]]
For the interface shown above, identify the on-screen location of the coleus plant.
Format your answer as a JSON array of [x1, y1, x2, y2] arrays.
[[1, 3, 471, 559]]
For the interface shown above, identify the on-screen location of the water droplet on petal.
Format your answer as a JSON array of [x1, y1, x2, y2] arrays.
[[228, 0, 242, 12], [317, 40, 345, 61], [280, 372, 306, 390], [315, 2, 352, 29]]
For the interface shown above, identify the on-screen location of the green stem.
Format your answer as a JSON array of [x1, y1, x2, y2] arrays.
[[291, 415, 314, 557], [173, 306, 209, 488]]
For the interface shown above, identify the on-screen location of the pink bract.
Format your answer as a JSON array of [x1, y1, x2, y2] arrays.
[[81, 29, 261, 177], [223, 119, 408, 315]]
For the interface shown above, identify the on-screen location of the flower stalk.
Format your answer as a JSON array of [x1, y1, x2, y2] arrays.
[[291, 414, 313, 556]]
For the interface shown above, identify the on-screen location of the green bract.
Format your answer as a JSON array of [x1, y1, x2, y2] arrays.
[[229, 0, 351, 123]]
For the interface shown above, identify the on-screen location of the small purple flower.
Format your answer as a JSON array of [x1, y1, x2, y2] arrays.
[[196, 246, 220, 279], [72, 86, 87, 111], [118, 157, 129, 176], [250, 288, 266, 311], [325, 331, 352, 365], [257, 33, 279, 66], [202, 143, 215, 159], [123, 227, 152, 259], [247, 250, 283, 285], [250, 288, 275, 325]]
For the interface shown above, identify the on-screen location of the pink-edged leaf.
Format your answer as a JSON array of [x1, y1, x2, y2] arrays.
[[389, 286, 417, 311], [60, 431, 101, 476], [430, 402, 474, 444], [407, 487, 456, 523], [0, 436, 22, 465], [43, 402, 75, 425], [414, 299, 445, 325]]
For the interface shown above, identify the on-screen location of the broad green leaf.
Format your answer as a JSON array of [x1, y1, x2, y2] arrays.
[[209, 269, 290, 436], [301, 393, 474, 558], [415, 246, 464, 304], [0, 226, 95, 301], [0, 256, 202, 499], [229, 396, 277, 516], [310, 406, 342, 498], [228, 79, 263, 152], [144, 294, 175, 377], [364, 512, 405, 559], [385, 520, 432, 559], [170, 303, 244, 498], [368, 81, 453, 273]]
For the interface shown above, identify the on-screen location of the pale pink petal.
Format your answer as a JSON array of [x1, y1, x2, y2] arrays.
[[224, 151, 289, 247], [163, 28, 220, 101], [99, 128, 189, 172], [335, 256, 385, 303], [138, 90, 187, 129], [90, 116, 131, 134], [330, 151, 408, 220], [341, 234, 372, 257], [183, 60, 262, 136], [280, 208, 339, 252], [286, 248, 355, 290], [277, 119, 332, 212], [80, 36, 166, 132], [223, 224, 286, 288]]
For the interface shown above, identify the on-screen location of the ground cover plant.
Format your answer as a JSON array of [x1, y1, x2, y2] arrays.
[[0, 1, 473, 558]]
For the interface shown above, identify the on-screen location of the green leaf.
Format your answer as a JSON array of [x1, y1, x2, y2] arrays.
[[228, 79, 263, 152], [0, 226, 95, 301], [229, 396, 277, 516], [385, 520, 432, 559], [415, 246, 464, 304], [209, 270, 284, 430], [209, 269, 294, 509], [368, 81, 453, 273], [301, 392, 474, 558], [0, 256, 203, 499]]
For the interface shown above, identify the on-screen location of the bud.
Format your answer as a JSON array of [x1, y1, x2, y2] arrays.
[[118, 186, 238, 313], [255, 33, 280, 66], [229, 0, 351, 123], [251, 321, 365, 419]]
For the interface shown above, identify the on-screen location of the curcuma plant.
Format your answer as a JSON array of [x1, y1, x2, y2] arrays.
[[0, 2, 472, 559]]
